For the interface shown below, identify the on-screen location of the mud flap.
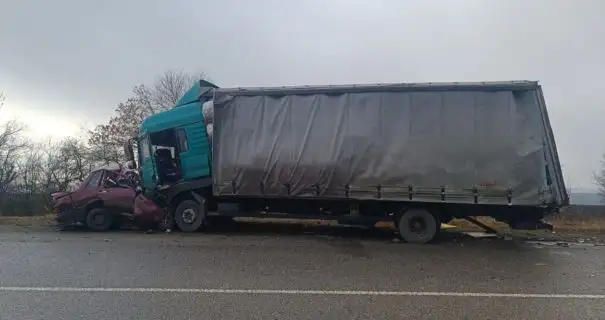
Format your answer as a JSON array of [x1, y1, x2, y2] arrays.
[[190, 191, 207, 224]]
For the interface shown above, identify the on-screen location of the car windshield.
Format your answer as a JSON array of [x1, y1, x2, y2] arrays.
[[82, 170, 103, 189]]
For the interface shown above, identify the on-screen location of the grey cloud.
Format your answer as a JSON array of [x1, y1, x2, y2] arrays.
[[0, 0, 604, 188]]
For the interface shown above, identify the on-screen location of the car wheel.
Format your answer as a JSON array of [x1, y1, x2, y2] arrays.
[[85, 208, 114, 232], [397, 208, 438, 244], [174, 199, 205, 232]]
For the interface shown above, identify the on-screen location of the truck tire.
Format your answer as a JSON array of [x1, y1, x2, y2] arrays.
[[397, 208, 438, 244], [174, 199, 205, 232], [85, 208, 114, 232]]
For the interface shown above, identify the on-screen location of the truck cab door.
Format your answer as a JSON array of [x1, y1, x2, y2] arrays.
[[137, 135, 157, 189], [176, 124, 212, 179]]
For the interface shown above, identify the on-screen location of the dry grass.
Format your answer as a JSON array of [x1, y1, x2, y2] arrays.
[[546, 214, 605, 233], [448, 215, 605, 234], [0, 214, 55, 227]]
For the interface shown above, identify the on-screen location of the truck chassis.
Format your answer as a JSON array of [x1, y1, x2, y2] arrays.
[[153, 178, 556, 244]]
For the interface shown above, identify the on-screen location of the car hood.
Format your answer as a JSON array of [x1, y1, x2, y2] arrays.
[[51, 191, 71, 202]]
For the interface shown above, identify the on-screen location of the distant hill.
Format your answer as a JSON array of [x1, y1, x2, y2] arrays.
[[569, 191, 602, 206]]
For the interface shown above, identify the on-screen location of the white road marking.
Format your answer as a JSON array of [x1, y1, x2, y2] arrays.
[[0, 287, 603, 299]]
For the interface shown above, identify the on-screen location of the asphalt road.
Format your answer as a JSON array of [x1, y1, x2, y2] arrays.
[[0, 223, 604, 320]]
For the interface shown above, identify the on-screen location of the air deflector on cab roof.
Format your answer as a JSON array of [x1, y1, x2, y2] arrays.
[[173, 80, 219, 108]]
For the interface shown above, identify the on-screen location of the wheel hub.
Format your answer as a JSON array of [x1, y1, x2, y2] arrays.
[[93, 214, 105, 225], [182, 208, 197, 224], [409, 217, 427, 234]]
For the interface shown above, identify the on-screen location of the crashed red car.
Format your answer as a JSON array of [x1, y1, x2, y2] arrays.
[[52, 165, 168, 231]]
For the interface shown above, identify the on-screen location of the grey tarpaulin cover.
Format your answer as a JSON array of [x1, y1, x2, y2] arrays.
[[210, 81, 568, 206]]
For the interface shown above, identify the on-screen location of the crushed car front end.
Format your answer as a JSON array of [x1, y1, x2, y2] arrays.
[[51, 191, 85, 228]]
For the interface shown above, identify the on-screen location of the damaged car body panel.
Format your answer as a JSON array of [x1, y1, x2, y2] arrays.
[[52, 166, 168, 231], [53, 168, 106, 227], [133, 193, 170, 227]]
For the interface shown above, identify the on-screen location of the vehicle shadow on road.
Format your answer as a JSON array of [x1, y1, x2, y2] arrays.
[[199, 220, 517, 248], [54, 220, 530, 251]]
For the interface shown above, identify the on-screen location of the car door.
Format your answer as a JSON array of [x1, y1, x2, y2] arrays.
[[98, 170, 136, 214], [71, 170, 104, 210]]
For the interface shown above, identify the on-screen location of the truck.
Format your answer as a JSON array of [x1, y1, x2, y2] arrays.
[[123, 80, 569, 244]]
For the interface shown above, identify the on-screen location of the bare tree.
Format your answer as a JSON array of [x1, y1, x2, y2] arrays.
[[133, 70, 208, 114], [0, 120, 29, 193], [41, 137, 93, 192], [0, 91, 5, 113], [2, 138, 92, 215], [595, 154, 605, 203], [87, 98, 148, 164], [88, 70, 209, 164], [18, 146, 44, 194], [153, 70, 196, 109]]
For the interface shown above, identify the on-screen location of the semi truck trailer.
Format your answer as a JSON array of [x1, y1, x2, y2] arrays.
[[124, 80, 568, 243]]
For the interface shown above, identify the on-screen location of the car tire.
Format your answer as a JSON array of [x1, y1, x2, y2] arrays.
[[85, 208, 114, 232], [174, 199, 205, 232], [397, 208, 438, 244]]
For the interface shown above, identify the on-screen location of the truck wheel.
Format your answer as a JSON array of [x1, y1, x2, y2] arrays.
[[174, 200, 205, 232], [397, 208, 438, 244], [85, 208, 114, 232]]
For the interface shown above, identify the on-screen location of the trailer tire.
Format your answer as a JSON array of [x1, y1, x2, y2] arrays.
[[397, 208, 438, 244], [174, 200, 205, 232], [85, 208, 114, 232]]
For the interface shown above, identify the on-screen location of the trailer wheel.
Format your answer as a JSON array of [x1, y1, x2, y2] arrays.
[[174, 199, 205, 232], [397, 208, 438, 244], [85, 208, 114, 232]]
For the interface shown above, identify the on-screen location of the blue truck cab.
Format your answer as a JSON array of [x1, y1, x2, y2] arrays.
[[129, 80, 218, 191]]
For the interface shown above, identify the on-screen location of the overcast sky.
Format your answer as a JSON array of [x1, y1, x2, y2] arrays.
[[0, 0, 603, 190]]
